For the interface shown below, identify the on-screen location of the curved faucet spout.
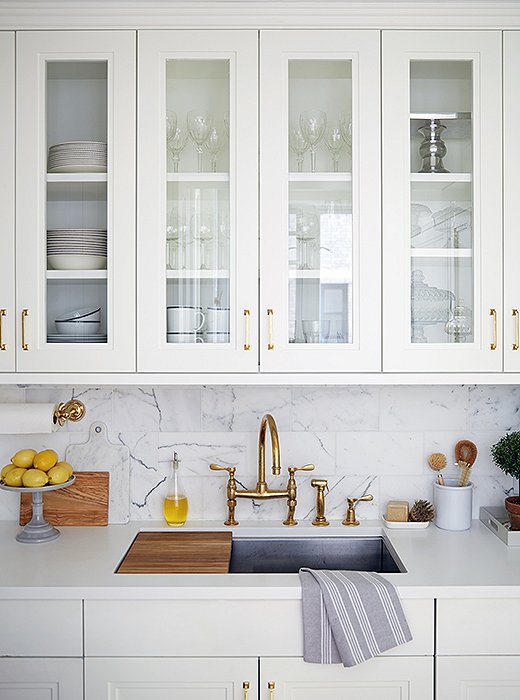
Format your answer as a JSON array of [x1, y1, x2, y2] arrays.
[[258, 413, 281, 487]]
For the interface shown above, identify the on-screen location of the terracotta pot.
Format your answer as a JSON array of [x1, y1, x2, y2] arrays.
[[505, 496, 520, 531]]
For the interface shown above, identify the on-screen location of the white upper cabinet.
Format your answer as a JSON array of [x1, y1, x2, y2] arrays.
[[137, 30, 258, 372], [259, 30, 381, 372], [0, 33, 14, 372], [504, 32, 520, 372], [382, 31, 503, 373], [16, 31, 136, 373]]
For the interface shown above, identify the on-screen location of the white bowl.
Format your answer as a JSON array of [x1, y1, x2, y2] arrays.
[[47, 254, 107, 270], [56, 307, 101, 322], [55, 320, 101, 336]]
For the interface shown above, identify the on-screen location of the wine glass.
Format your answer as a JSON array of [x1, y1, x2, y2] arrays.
[[325, 124, 344, 172], [203, 125, 225, 173], [295, 210, 319, 270], [165, 110, 178, 146], [167, 126, 189, 173], [191, 211, 214, 270], [289, 123, 310, 173], [187, 110, 213, 173], [339, 114, 352, 153], [299, 110, 327, 173]]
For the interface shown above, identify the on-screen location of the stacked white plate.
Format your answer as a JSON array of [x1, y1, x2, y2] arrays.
[[47, 334, 108, 343], [47, 229, 107, 270], [47, 141, 107, 173]]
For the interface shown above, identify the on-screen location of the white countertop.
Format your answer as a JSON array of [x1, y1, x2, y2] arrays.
[[1, 519, 520, 600]]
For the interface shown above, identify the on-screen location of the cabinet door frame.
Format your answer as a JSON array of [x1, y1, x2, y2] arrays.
[[0, 658, 83, 700], [85, 657, 258, 699], [137, 29, 259, 373], [259, 29, 381, 373], [382, 30, 503, 373], [0, 32, 15, 372], [437, 656, 520, 700], [16, 30, 136, 373]]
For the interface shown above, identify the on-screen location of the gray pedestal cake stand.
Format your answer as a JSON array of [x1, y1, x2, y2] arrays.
[[0, 475, 76, 543]]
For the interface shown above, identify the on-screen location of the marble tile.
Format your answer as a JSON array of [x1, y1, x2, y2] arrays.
[[201, 386, 292, 432], [336, 432, 423, 475], [291, 386, 379, 432], [157, 432, 255, 476], [0, 432, 70, 466], [468, 385, 520, 432], [379, 475, 436, 518], [380, 385, 469, 432], [423, 431, 505, 476], [113, 386, 200, 432], [471, 474, 516, 517], [298, 474, 380, 523], [25, 385, 114, 432], [279, 432, 336, 474], [0, 385, 26, 402]]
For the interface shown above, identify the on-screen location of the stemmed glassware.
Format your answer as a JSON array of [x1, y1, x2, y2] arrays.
[[167, 126, 189, 173], [339, 114, 352, 153], [203, 125, 225, 173], [325, 124, 344, 172], [299, 110, 327, 173], [166, 110, 178, 146], [295, 209, 319, 270], [191, 211, 214, 270], [289, 123, 310, 172], [187, 110, 213, 173]]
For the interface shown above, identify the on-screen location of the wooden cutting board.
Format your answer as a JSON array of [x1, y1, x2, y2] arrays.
[[116, 531, 232, 574], [20, 471, 109, 526]]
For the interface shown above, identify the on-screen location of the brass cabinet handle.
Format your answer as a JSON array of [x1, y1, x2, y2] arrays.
[[243, 309, 251, 351], [21, 309, 29, 351], [490, 308, 497, 350], [268, 682, 275, 699], [243, 681, 250, 699], [513, 309, 519, 351], [267, 308, 274, 350], [0, 309, 6, 351]]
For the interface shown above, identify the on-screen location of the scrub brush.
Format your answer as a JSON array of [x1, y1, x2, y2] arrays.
[[458, 460, 472, 487], [428, 453, 447, 471], [409, 499, 435, 523]]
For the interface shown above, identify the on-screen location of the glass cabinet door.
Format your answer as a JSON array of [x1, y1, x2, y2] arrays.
[[138, 30, 258, 373], [383, 31, 502, 373], [260, 30, 381, 373], [16, 31, 136, 373], [0, 32, 14, 372]]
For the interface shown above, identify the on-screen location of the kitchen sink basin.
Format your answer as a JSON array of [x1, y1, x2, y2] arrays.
[[229, 536, 406, 574]]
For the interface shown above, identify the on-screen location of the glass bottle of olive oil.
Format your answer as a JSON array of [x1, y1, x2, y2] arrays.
[[163, 452, 188, 527]]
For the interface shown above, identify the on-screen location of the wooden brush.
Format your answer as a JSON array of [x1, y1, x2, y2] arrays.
[[428, 453, 447, 471], [458, 460, 472, 487], [455, 440, 478, 467]]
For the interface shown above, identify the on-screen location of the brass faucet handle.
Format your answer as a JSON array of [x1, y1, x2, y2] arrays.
[[311, 478, 328, 488], [343, 493, 373, 527], [288, 463, 315, 475], [209, 463, 236, 476]]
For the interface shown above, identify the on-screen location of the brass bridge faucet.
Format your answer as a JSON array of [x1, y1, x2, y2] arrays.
[[210, 413, 314, 526]]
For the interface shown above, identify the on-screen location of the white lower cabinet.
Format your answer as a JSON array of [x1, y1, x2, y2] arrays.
[[261, 656, 433, 700], [0, 658, 83, 700], [437, 656, 520, 700], [85, 657, 258, 699]]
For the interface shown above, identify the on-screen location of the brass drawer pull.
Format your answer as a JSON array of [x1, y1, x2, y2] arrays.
[[21, 309, 29, 351], [0, 309, 6, 351], [267, 308, 274, 350], [490, 308, 497, 351], [244, 309, 251, 351], [243, 681, 250, 699], [513, 309, 519, 351], [268, 681, 275, 699]]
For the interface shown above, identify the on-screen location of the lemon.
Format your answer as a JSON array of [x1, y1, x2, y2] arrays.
[[11, 449, 37, 468], [55, 461, 74, 478], [3, 467, 27, 487], [47, 465, 69, 485], [22, 468, 49, 488], [1, 464, 16, 480], [33, 449, 59, 472]]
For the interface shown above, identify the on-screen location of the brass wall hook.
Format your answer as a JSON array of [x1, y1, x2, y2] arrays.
[[53, 399, 86, 427]]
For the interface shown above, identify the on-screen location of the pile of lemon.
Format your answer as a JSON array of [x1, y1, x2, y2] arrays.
[[0, 449, 73, 488]]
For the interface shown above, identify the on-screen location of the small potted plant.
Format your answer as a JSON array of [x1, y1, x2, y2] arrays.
[[491, 431, 520, 530]]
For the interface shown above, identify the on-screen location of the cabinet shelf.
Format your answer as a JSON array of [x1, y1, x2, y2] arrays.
[[410, 173, 472, 183], [410, 112, 471, 121], [410, 248, 472, 258], [47, 173, 108, 183], [289, 172, 352, 182], [166, 269, 230, 279], [289, 268, 352, 280], [46, 270, 108, 280], [166, 173, 229, 183]]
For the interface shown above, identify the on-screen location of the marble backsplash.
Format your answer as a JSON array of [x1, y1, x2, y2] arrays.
[[0, 384, 517, 523]]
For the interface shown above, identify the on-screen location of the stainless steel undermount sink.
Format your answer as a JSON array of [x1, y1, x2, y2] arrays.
[[229, 536, 406, 574]]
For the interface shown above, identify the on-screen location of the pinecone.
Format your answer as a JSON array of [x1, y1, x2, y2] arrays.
[[409, 499, 435, 522]]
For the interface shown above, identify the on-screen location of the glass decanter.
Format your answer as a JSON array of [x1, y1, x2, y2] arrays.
[[163, 452, 188, 527]]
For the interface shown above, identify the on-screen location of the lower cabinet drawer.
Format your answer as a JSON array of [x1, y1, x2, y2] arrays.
[[0, 600, 82, 657], [437, 598, 520, 655], [0, 658, 83, 700], [437, 656, 520, 700], [84, 598, 433, 657]]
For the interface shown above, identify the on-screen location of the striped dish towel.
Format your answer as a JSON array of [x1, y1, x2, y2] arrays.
[[299, 569, 412, 666]]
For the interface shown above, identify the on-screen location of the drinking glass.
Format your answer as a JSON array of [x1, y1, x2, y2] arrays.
[[191, 211, 214, 270], [299, 110, 327, 173], [302, 320, 331, 343], [167, 126, 189, 173], [203, 125, 225, 172], [289, 123, 310, 172], [325, 124, 344, 172], [339, 114, 352, 153], [295, 210, 319, 270], [187, 110, 213, 172], [166, 110, 178, 146]]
